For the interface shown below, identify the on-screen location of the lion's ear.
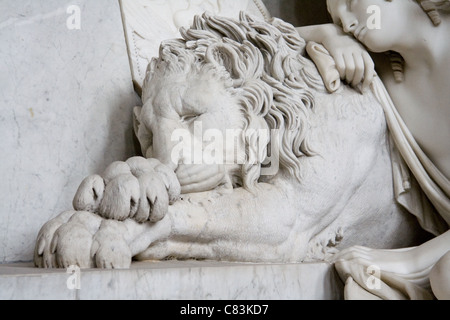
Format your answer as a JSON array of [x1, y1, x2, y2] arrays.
[[205, 41, 264, 87], [205, 43, 246, 86]]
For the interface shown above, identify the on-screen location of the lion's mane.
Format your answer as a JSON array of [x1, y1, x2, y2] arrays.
[[142, 12, 326, 189]]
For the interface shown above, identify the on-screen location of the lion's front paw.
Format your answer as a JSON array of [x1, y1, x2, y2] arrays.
[[35, 211, 133, 269], [91, 221, 132, 269], [34, 211, 78, 268], [72, 157, 180, 223], [51, 221, 96, 269], [35, 211, 102, 268], [50, 211, 103, 268]]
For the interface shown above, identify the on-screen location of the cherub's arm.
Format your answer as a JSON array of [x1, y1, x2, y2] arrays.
[[296, 23, 375, 92]]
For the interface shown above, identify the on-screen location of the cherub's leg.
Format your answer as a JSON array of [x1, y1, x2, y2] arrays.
[[430, 251, 450, 300], [333, 230, 450, 276]]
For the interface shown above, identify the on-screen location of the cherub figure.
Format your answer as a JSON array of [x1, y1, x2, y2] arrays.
[[298, 0, 450, 300]]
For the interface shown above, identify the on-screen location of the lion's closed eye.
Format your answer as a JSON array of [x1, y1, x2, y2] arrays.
[[181, 114, 201, 123]]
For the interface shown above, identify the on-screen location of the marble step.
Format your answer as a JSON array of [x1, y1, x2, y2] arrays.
[[0, 261, 343, 300]]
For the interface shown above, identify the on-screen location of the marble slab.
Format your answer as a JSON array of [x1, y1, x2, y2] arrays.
[[119, 0, 271, 93], [0, 261, 344, 300], [0, 0, 140, 263]]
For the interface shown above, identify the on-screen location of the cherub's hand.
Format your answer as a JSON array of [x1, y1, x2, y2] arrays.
[[331, 245, 419, 276], [320, 24, 375, 92], [72, 157, 181, 223]]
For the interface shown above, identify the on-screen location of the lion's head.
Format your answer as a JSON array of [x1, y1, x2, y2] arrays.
[[134, 12, 326, 192]]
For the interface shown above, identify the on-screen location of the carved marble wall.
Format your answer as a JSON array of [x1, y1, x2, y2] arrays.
[[0, 0, 139, 263]]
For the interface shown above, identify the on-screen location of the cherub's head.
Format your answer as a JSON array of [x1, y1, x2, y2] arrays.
[[326, 0, 449, 52], [134, 13, 324, 191], [326, 0, 449, 81]]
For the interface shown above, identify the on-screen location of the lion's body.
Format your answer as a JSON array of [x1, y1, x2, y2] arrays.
[[133, 86, 427, 263]]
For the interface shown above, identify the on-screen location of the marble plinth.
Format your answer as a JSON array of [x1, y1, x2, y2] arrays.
[[0, 262, 343, 300], [0, 0, 139, 263]]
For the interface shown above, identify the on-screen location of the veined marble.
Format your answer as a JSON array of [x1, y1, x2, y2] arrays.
[[0, 0, 139, 263], [0, 261, 343, 300]]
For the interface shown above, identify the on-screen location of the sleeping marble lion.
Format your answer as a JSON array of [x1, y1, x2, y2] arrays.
[[34, 13, 426, 269]]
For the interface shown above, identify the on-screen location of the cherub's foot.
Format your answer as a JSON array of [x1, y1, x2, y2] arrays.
[[333, 232, 450, 299], [332, 245, 420, 276], [35, 211, 132, 269], [430, 251, 450, 300], [333, 229, 450, 277]]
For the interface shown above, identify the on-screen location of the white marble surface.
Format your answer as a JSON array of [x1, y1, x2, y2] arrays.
[[0, 0, 139, 263], [0, 261, 343, 300]]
